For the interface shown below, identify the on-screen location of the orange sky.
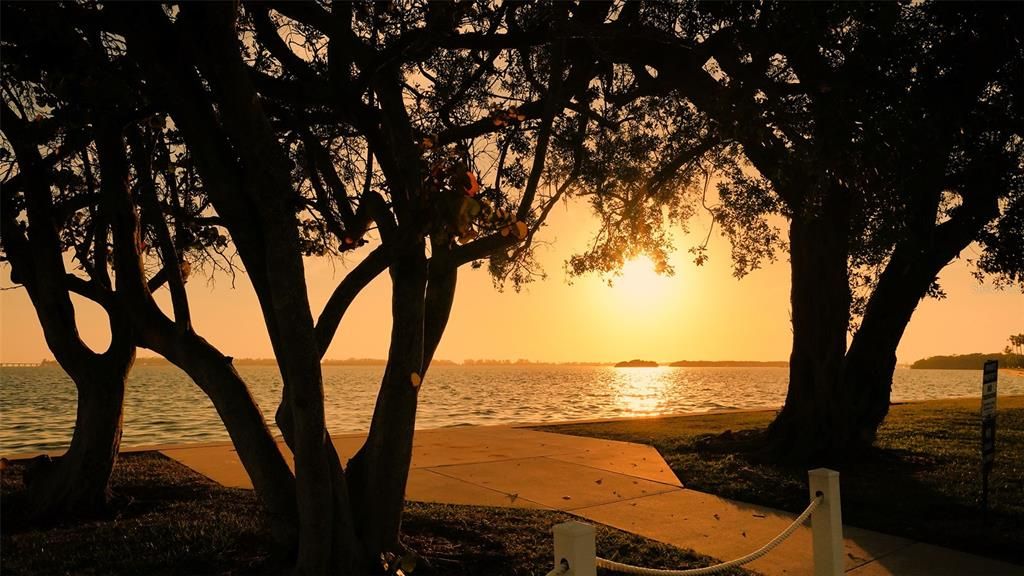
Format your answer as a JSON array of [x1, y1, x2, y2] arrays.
[[1, 198, 1021, 365]]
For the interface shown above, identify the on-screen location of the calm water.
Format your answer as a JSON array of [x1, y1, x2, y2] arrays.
[[1, 365, 1021, 455]]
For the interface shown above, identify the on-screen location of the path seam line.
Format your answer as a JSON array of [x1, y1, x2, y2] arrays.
[[420, 467, 550, 509]]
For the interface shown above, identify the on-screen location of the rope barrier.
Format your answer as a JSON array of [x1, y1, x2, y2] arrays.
[[594, 494, 823, 576]]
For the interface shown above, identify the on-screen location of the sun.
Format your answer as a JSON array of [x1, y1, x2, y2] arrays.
[[610, 255, 675, 307], [578, 253, 686, 360]]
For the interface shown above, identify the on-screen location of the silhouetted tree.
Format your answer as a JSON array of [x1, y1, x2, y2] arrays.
[[568, 2, 1023, 459], [1, 105, 135, 523], [55, 2, 607, 571], [1, 3, 298, 542]]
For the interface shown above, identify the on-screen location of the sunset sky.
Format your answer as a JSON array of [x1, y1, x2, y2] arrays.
[[1, 197, 1021, 365]]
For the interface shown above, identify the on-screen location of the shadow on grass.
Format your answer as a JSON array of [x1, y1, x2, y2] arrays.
[[2, 453, 752, 576], [2, 453, 281, 576]]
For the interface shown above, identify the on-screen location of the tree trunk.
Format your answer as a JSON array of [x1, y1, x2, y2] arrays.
[[844, 163, 1001, 441], [845, 198, 994, 442], [768, 195, 853, 462], [1, 107, 136, 523], [844, 247, 933, 444], [25, 356, 131, 521], [137, 320, 300, 548], [113, 5, 358, 570], [347, 243, 429, 562], [423, 256, 458, 370], [178, 338, 299, 548]]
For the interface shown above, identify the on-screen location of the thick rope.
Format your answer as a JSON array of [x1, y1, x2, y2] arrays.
[[594, 494, 823, 576]]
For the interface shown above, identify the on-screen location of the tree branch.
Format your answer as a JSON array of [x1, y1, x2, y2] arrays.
[[249, 5, 317, 79], [314, 245, 392, 357], [129, 127, 192, 332]]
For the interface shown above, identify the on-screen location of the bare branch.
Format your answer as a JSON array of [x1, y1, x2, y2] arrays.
[[314, 244, 391, 356]]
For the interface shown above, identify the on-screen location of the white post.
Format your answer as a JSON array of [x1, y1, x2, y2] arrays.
[[809, 468, 844, 576], [553, 521, 597, 576]]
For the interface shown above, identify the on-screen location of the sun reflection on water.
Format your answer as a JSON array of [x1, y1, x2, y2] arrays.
[[611, 365, 674, 414]]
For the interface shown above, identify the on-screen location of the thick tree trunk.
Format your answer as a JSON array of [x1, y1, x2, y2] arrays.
[[115, 6, 357, 570], [93, 112, 303, 549], [844, 173, 1001, 442], [845, 204, 992, 443], [1, 107, 136, 523], [25, 358, 130, 521], [347, 244, 429, 562], [171, 6, 345, 568], [768, 197, 853, 462]]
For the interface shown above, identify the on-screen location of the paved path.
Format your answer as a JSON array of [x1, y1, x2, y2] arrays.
[[157, 426, 1022, 576]]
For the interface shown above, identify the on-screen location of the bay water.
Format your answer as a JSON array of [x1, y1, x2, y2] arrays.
[[2, 365, 1021, 455]]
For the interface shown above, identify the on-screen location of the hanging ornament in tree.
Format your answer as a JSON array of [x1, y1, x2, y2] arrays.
[[421, 141, 527, 246]]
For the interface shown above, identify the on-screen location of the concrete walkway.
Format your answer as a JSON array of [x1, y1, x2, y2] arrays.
[[158, 426, 1022, 576]]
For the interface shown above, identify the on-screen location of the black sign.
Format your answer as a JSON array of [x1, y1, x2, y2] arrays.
[[981, 360, 998, 470]]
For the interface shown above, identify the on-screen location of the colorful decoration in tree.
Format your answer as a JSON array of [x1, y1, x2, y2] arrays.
[[490, 106, 526, 127], [338, 210, 372, 252], [422, 144, 525, 245]]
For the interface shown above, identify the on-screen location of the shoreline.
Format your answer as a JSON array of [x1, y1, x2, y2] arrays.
[[5, 394, 1022, 461], [524, 392, 1024, 431], [4, 396, 1021, 574]]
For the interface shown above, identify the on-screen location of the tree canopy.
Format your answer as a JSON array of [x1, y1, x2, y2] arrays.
[[3, 1, 639, 571], [2, 1, 1021, 572], [549, 1, 1023, 455]]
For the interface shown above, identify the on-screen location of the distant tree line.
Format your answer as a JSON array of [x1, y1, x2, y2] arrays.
[[1007, 334, 1024, 358], [911, 353, 1022, 370], [669, 360, 789, 368]]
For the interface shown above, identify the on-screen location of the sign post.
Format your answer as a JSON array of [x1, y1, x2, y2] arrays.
[[981, 360, 998, 521]]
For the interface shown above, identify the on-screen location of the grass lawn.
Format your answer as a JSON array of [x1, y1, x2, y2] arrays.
[[1, 452, 749, 575], [538, 395, 1024, 566]]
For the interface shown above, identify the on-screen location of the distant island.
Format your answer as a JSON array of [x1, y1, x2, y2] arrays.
[[669, 360, 789, 368], [615, 359, 659, 367], [911, 353, 1023, 370]]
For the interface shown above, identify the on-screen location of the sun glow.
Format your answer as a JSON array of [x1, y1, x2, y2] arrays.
[[578, 254, 685, 358], [609, 256, 675, 306]]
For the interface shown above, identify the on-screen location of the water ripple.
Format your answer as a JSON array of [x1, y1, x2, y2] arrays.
[[1, 364, 1021, 455]]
